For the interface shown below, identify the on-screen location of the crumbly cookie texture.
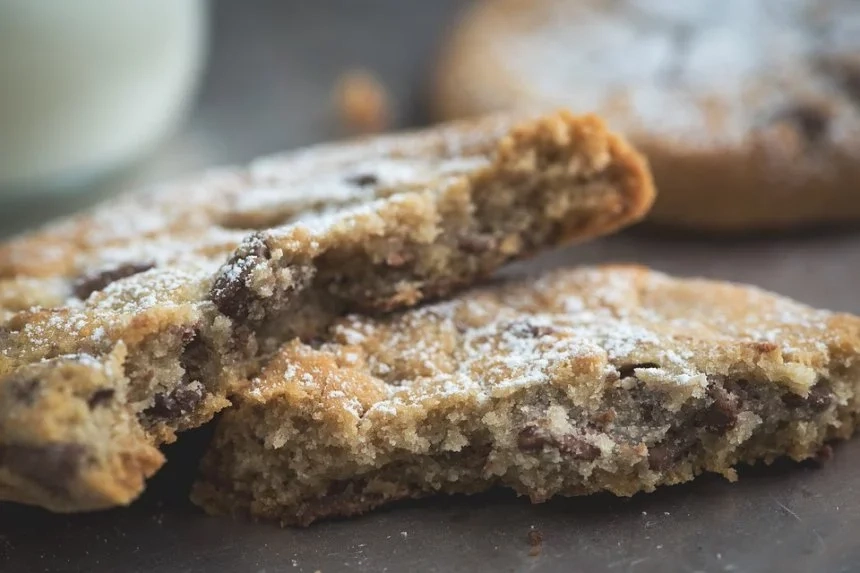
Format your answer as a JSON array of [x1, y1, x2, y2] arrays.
[[192, 266, 860, 526], [0, 346, 164, 510], [434, 0, 860, 231], [0, 111, 654, 512]]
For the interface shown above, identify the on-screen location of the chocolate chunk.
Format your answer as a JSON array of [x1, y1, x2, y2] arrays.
[[640, 399, 660, 424], [617, 363, 660, 379], [806, 383, 834, 413], [750, 341, 779, 354], [772, 104, 831, 143], [813, 444, 834, 465], [9, 377, 40, 405], [528, 325, 555, 338], [517, 426, 599, 460], [345, 173, 379, 187], [591, 408, 617, 428], [648, 432, 696, 472], [73, 263, 154, 300], [517, 426, 547, 452], [527, 529, 543, 557], [697, 385, 739, 432], [647, 445, 671, 472], [458, 234, 497, 254], [722, 378, 748, 397], [782, 392, 803, 409], [698, 406, 736, 432], [210, 235, 271, 320], [87, 389, 115, 409], [146, 383, 205, 421], [558, 436, 600, 461], [782, 382, 833, 414], [0, 443, 87, 495], [508, 320, 555, 338], [179, 334, 209, 385]]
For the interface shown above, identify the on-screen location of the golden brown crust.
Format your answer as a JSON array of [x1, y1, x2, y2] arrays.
[[193, 265, 860, 526], [0, 347, 163, 511], [0, 111, 654, 512], [433, 0, 860, 231]]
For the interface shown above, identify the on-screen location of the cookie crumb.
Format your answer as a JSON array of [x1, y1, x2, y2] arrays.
[[334, 69, 391, 135], [527, 529, 543, 557], [813, 443, 834, 465]]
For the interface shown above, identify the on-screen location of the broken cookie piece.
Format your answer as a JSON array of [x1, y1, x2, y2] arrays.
[[0, 111, 654, 512], [434, 0, 860, 232], [192, 266, 860, 526], [210, 111, 655, 347], [0, 346, 163, 511]]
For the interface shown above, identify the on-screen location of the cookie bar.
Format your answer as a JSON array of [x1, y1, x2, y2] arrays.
[[192, 266, 860, 526], [0, 111, 655, 511], [434, 0, 860, 231]]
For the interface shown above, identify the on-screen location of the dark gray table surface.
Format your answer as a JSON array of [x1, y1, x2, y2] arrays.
[[2, 2, 860, 572]]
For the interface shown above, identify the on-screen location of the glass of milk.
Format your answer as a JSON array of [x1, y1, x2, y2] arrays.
[[0, 0, 208, 198]]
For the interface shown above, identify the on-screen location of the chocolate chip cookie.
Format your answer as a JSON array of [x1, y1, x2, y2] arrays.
[[0, 111, 654, 511], [434, 0, 860, 231], [192, 265, 860, 526]]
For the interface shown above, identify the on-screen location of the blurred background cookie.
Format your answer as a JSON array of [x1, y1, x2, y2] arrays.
[[334, 68, 393, 135], [434, 0, 860, 232]]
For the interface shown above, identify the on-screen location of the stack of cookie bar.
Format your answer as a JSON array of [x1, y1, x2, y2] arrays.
[[1, 111, 859, 526]]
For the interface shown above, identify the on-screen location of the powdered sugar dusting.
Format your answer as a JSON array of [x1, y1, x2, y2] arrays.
[[3, 110, 505, 293], [296, 266, 842, 418], [2, 265, 212, 364], [2, 112, 514, 374], [477, 0, 860, 174], [82, 228, 249, 275], [254, 153, 488, 239]]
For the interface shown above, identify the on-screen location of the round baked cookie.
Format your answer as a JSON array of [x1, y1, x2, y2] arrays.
[[434, 0, 860, 232]]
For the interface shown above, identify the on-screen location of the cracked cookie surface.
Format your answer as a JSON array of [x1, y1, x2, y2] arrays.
[[0, 111, 654, 511], [192, 265, 860, 526], [435, 0, 860, 231]]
